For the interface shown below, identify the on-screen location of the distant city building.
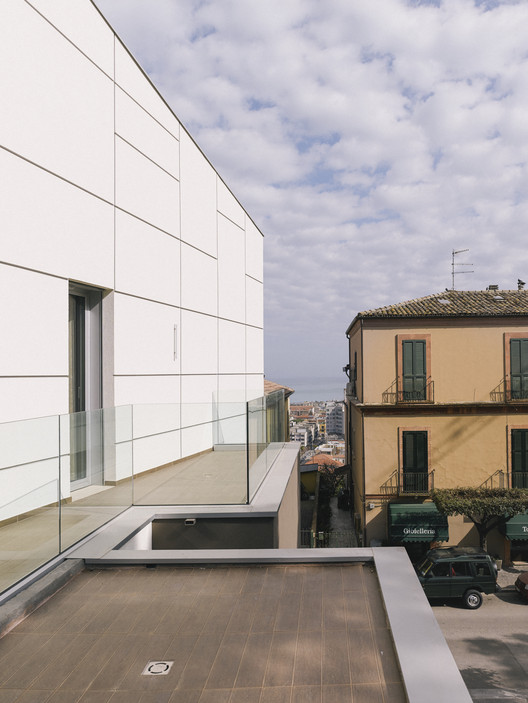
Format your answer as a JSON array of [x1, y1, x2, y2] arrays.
[[290, 422, 316, 446], [326, 402, 345, 437]]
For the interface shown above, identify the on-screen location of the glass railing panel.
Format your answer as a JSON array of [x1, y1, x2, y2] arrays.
[[247, 396, 267, 500], [59, 406, 133, 551], [247, 392, 287, 502], [0, 414, 61, 594], [132, 403, 248, 505]]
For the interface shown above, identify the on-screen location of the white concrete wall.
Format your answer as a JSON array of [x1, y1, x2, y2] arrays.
[[0, 0, 264, 516]]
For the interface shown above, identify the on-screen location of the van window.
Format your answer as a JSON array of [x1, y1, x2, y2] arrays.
[[431, 562, 451, 577], [476, 563, 492, 577], [451, 562, 472, 576]]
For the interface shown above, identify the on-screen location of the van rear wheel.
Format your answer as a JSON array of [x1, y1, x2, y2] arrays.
[[464, 589, 483, 610]]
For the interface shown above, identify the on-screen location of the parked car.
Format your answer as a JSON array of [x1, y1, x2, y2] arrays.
[[514, 572, 528, 602], [415, 547, 498, 610]]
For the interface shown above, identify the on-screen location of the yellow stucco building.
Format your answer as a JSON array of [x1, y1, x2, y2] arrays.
[[345, 288, 528, 563]]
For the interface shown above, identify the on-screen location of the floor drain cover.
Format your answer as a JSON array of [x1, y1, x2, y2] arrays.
[[142, 661, 174, 676]]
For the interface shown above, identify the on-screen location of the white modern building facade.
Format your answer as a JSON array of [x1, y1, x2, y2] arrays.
[[0, 0, 264, 520], [326, 402, 345, 437]]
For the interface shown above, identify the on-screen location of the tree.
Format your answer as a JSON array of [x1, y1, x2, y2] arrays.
[[431, 487, 528, 552]]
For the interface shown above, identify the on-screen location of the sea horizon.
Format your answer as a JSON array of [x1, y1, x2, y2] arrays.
[[278, 376, 346, 403]]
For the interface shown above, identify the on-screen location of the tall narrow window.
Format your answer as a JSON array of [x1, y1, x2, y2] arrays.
[[68, 284, 102, 490], [402, 430, 428, 492], [511, 429, 528, 488], [510, 339, 528, 400], [402, 340, 426, 400]]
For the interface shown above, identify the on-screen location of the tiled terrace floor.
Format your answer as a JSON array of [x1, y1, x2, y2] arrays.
[[0, 563, 405, 702], [0, 450, 247, 594]]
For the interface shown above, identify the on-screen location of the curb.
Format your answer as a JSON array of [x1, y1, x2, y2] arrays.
[[0, 559, 84, 639]]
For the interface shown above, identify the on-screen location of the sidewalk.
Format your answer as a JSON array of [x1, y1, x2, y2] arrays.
[[497, 564, 528, 590]]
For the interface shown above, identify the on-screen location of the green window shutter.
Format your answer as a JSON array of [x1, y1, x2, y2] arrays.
[[403, 431, 428, 473], [512, 430, 528, 473], [510, 339, 528, 399], [402, 340, 426, 399]]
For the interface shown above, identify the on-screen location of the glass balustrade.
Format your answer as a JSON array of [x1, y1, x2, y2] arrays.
[[0, 397, 285, 594]]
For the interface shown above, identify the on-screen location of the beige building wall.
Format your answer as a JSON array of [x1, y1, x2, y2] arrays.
[[358, 318, 528, 404], [362, 413, 514, 495], [347, 313, 528, 556]]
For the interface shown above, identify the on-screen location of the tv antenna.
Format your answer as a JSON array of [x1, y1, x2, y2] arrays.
[[451, 248, 474, 290]]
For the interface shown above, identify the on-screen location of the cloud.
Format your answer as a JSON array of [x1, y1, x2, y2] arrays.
[[95, 0, 528, 394]]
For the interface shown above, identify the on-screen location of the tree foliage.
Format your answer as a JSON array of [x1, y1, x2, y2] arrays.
[[431, 487, 528, 551]]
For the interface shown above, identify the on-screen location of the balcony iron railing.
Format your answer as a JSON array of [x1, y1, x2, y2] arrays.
[[480, 470, 507, 489], [381, 470, 434, 496], [492, 377, 528, 402], [511, 472, 528, 489], [397, 377, 434, 404]]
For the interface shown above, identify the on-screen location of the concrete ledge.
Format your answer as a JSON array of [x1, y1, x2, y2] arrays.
[[84, 547, 373, 565], [0, 559, 84, 638], [373, 547, 472, 703]]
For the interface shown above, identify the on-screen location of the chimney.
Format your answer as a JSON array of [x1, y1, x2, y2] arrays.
[[487, 284, 499, 291], [518, 279, 525, 291]]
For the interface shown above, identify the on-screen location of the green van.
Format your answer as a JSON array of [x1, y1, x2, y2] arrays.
[[415, 547, 498, 609]]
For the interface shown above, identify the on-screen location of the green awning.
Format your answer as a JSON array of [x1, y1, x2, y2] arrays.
[[388, 503, 449, 543], [500, 513, 528, 541]]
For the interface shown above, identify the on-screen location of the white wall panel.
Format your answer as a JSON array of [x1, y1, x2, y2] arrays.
[[219, 320, 246, 374], [115, 210, 180, 306], [114, 376, 180, 407], [0, 460, 60, 522], [180, 311, 218, 375], [217, 374, 247, 405], [0, 1, 114, 201], [180, 244, 217, 317], [246, 375, 264, 401], [0, 378, 68, 424], [0, 265, 67, 377], [181, 425, 214, 457], [133, 404, 180, 442], [181, 375, 217, 433], [115, 138, 180, 236], [246, 327, 264, 375], [26, 0, 114, 76], [218, 216, 246, 323], [215, 415, 246, 446], [114, 294, 180, 375], [115, 87, 180, 179], [180, 131, 217, 257], [217, 178, 245, 228], [0, 413, 60, 471], [0, 150, 114, 287], [114, 40, 180, 139], [133, 432, 181, 474], [245, 277, 264, 329], [181, 375, 218, 406], [245, 218, 264, 283]]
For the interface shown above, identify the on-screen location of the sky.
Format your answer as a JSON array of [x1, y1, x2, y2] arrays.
[[95, 0, 528, 399]]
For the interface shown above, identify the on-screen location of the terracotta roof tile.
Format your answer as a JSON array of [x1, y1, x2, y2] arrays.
[[264, 379, 294, 397], [354, 289, 528, 321]]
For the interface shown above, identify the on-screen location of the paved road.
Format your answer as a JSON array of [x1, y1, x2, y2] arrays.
[[432, 580, 528, 703]]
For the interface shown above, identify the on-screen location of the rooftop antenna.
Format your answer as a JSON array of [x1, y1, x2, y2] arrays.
[[451, 248, 474, 290]]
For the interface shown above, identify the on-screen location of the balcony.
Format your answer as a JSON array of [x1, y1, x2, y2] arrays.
[[0, 392, 287, 595], [381, 470, 434, 496], [490, 377, 528, 403], [382, 378, 434, 404]]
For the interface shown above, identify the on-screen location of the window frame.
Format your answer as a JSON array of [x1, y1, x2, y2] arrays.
[[504, 333, 528, 401], [398, 426, 432, 493], [508, 426, 528, 488], [396, 334, 432, 402]]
